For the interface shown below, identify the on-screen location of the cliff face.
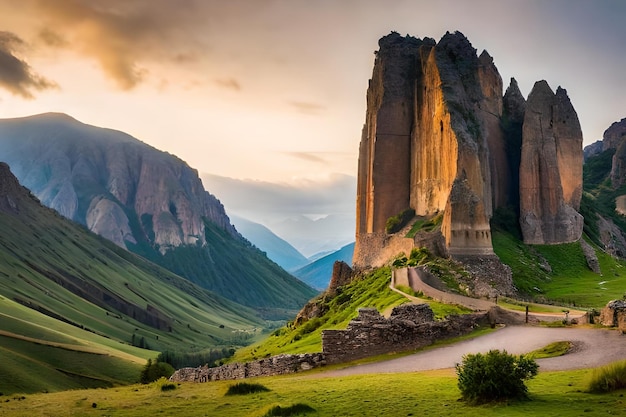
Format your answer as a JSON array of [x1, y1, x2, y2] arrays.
[[354, 32, 584, 268], [519, 82, 583, 244], [0, 113, 235, 252]]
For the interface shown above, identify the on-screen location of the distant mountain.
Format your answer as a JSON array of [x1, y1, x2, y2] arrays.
[[269, 214, 355, 257], [293, 242, 355, 290], [231, 216, 308, 271], [0, 113, 316, 317], [0, 162, 263, 394]]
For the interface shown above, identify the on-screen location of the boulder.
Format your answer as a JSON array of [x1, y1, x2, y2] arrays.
[[599, 299, 626, 329]]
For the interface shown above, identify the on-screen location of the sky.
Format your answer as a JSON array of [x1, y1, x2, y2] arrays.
[[1, 0, 626, 230]]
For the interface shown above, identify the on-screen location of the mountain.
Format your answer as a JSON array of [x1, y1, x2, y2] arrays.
[[269, 214, 355, 257], [0, 113, 316, 318], [0, 162, 264, 394], [293, 242, 355, 290], [230, 216, 308, 271], [354, 31, 583, 273]]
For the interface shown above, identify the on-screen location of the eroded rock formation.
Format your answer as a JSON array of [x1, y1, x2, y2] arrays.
[[519, 81, 583, 244], [354, 31, 585, 268]]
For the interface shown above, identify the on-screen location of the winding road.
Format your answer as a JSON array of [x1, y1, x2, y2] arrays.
[[320, 267, 626, 377], [321, 326, 626, 377]]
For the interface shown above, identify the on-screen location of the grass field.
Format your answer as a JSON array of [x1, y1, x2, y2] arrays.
[[0, 367, 624, 416]]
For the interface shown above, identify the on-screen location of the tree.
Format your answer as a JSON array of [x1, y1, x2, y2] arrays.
[[455, 349, 538, 404], [140, 359, 175, 384]]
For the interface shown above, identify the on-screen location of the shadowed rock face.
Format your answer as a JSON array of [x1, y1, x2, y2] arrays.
[[608, 119, 626, 188], [519, 81, 583, 244], [0, 113, 237, 253]]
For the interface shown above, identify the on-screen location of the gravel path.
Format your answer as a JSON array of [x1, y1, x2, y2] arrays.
[[321, 326, 626, 377]]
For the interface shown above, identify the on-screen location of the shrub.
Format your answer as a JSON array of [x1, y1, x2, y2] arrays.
[[160, 382, 177, 392], [385, 208, 415, 234], [263, 403, 315, 416], [455, 349, 538, 404], [140, 359, 175, 384], [225, 382, 270, 396], [587, 360, 626, 393]]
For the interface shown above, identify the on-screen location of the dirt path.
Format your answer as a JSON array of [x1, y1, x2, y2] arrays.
[[321, 326, 626, 377], [396, 267, 587, 321]]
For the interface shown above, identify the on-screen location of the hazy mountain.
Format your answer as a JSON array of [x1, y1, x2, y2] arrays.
[[0, 113, 316, 317], [0, 162, 263, 393], [230, 215, 308, 271], [293, 242, 355, 290], [269, 214, 354, 257], [202, 173, 356, 257]]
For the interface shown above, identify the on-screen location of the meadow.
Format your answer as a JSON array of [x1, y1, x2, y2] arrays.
[[1, 367, 624, 416]]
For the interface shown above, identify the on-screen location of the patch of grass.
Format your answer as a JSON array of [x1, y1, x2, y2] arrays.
[[225, 382, 271, 396], [4, 368, 626, 416], [231, 267, 408, 362], [492, 230, 626, 308], [528, 341, 572, 359], [262, 403, 315, 416], [587, 359, 626, 393], [386, 208, 415, 234], [405, 213, 443, 238]]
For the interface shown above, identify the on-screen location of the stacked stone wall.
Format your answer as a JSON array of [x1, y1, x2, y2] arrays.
[[170, 353, 326, 383], [322, 305, 488, 364]]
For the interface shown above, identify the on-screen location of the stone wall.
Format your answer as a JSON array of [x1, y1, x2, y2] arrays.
[[170, 353, 326, 383], [322, 304, 489, 364], [170, 303, 489, 383]]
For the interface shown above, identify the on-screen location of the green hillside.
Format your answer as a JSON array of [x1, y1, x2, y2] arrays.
[[0, 164, 264, 394]]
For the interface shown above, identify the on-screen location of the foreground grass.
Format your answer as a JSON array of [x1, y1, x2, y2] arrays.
[[1, 368, 624, 416]]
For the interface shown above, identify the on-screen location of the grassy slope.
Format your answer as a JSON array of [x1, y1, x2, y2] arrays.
[[232, 267, 471, 362], [0, 178, 267, 394], [1, 368, 624, 416], [493, 230, 626, 308]]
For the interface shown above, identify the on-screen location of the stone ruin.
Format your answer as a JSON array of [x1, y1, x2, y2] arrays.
[[170, 303, 489, 383]]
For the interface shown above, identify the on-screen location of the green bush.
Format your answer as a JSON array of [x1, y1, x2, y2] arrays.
[[386, 208, 415, 234], [263, 403, 315, 416], [140, 359, 175, 384], [456, 349, 538, 404], [587, 360, 626, 393], [225, 382, 270, 396]]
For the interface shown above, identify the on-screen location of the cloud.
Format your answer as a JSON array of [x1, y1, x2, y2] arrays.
[[29, 0, 208, 90], [201, 173, 356, 222], [288, 100, 326, 114], [215, 78, 241, 91], [284, 152, 328, 164], [0, 31, 57, 99]]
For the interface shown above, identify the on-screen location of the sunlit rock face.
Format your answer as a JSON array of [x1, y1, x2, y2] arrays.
[[0, 113, 237, 253], [519, 81, 583, 244], [354, 31, 585, 267], [355, 31, 499, 266]]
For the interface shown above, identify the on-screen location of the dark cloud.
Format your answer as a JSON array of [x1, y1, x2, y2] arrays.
[[288, 100, 326, 114], [0, 31, 57, 99], [215, 78, 241, 91]]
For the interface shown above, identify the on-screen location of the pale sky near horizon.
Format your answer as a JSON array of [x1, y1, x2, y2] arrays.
[[0, 0, 625, 185]]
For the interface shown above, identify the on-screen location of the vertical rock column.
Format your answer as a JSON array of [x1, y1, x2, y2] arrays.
[[519, 80, 583, 244]]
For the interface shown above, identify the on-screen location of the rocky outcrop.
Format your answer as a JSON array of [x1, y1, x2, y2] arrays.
[[583, 140, 603, 161], [579, 239, 601, 274], [0, 113, 236, 253], [519, 81, 583, 244], [355, 31, 498, 266], [327, 261, 353, 292], [599, 299, 626, 330], [602, 118, 626, 152], [501, 78, 526, 206]]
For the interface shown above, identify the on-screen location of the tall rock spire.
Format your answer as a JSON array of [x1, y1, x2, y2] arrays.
[[519, 81, 583, 244]]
